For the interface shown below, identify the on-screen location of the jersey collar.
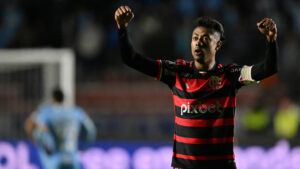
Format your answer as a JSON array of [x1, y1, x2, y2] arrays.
[[192, 61, 222, 74]]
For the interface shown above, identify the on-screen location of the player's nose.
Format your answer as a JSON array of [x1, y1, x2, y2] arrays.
[[196, 39, 203, 47]]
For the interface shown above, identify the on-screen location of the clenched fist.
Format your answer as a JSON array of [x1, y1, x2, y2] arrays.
[[115, 6, 134, 29], [257, 18, 277, 42]]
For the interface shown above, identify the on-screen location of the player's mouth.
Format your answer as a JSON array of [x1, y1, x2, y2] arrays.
[[194, 48, 203, 56]]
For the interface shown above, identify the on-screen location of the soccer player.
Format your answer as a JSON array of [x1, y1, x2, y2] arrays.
[[25, 88, 96, 169], [115, 5, 278, 169]]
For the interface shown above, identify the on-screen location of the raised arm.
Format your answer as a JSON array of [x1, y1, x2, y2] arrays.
[[251, 18, 278, 81], [115, 6, 159, 77]]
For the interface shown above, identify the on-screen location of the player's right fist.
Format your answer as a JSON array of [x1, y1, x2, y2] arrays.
[[115, 6, 134, 29], [257, 18, 277, 42]]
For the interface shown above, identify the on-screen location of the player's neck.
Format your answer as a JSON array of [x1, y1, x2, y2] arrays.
[[194, 59, 215, 71]]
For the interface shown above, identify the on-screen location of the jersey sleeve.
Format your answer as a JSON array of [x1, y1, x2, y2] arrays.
[[155, 60, 178, 87], [251, 41, 278, 81], [119, 28, 159, 78], [227, 64, 259, 88], [35, 105, 49, 125]]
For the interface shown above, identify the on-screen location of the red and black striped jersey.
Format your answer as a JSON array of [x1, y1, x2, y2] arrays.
[[118, 27, 277, 169], [156, 59, 250, 169]]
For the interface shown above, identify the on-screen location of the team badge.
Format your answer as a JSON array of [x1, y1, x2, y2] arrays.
[[208, 76, 222, 89]]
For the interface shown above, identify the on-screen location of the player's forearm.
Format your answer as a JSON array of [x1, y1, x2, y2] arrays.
[[118, 27, 134, 65], [118, 27, 159, 77], [251, 41, 278, 81]]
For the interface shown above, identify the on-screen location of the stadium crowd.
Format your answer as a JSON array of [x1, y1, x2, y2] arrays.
[[0, 0, 299, 145]]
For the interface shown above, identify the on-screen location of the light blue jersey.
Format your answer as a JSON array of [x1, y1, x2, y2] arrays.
[[34, 104, 96, 169]]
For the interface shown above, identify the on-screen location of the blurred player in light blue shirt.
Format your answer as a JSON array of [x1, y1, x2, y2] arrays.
[[31, 88, 96, 169]]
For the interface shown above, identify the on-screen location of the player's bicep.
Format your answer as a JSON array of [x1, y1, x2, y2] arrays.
[[125, 53, 159, 77], [156, 60, 176, 87]]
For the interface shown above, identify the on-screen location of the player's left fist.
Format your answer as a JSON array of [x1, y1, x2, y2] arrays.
[[257, 18, 277, 42]]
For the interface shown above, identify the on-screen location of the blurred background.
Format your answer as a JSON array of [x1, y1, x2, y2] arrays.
[[0, 0, 300, 169]]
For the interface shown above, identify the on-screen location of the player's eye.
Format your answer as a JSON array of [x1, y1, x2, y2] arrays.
[[200, 35, 211, 44], [193, 37, 198, 41], [202, 36, 210, 41]]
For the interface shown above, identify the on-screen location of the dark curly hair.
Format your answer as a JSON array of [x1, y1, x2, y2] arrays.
[[194, 16, 225, 41]]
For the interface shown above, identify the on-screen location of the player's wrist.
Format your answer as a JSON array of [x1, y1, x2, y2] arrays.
[[266, 34, 277, 43], [117, 22, 128, 29]]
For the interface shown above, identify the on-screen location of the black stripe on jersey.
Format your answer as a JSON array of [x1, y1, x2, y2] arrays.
[[175, 125, 234, 138], [172, 158, 237, 169], [174, 142, 234, 156], [175, 106, 235, 119], [172, 86, 236, 100]]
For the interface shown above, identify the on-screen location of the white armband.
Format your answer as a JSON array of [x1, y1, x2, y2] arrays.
[[238, 65, 259, 85]]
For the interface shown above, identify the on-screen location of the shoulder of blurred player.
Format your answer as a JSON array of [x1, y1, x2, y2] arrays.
[[73, 105, 85, 113], [37, 103, 52, 112], [67, 105, 89, 119]]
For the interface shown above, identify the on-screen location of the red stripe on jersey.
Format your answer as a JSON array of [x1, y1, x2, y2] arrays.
[[175, 116, 234, 127], [174, 135, 234, 144], [173, 153, 234, 160], [173, 95, 236, 108], [176, 59, 187, 66], [175, 74, 231, 92], [155, 60, 162, 81]]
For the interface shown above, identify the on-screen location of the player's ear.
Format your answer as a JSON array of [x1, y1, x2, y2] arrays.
[[216, 41, 222, 51]]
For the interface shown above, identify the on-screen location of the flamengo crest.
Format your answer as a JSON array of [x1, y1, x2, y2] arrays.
[[208, 76, 222, 89]]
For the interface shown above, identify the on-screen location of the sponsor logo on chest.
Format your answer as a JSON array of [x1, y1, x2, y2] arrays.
[[181, 100, 222, 115]]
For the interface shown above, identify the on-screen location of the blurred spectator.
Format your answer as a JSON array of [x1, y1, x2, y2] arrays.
[[0, 0, 299, 145], [76, 13, 104, 59], [274, 96, 300, 140], [241, 103, 270, 133], [0, 3, 22, 47]]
